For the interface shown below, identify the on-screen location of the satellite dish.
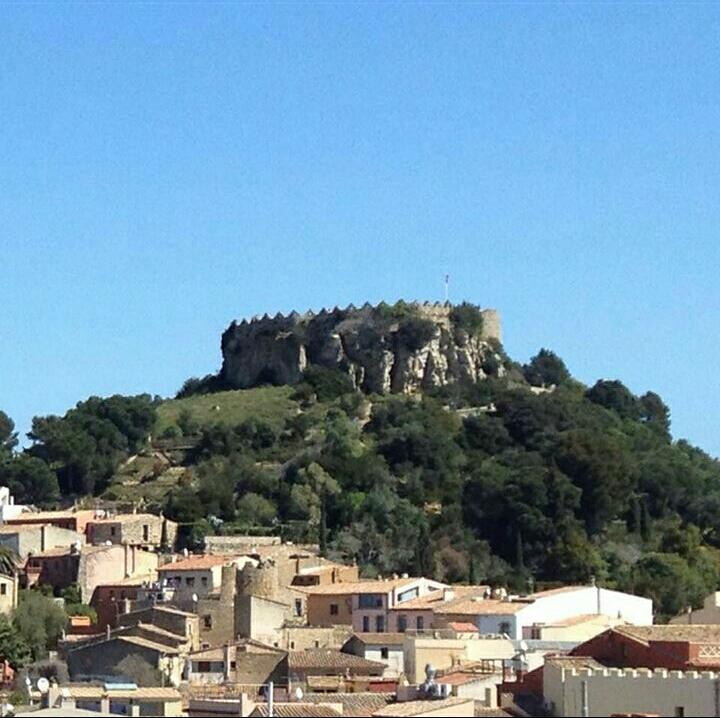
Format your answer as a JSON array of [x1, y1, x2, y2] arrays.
[[24, 677, 31, 688], [37, 677, 50, 694], [191, 593, 198, 603], [295, 687, 304, 700], [519, 640, 529, 652]]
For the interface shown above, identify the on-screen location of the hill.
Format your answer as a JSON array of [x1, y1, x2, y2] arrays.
[[3, 300, 720, 622]]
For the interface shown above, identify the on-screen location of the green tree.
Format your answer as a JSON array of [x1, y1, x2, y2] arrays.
[[0, 412, 17, 459], [0, 614, 31, 669], [523, 349, 570, 387], [0, 454, 60, 507], [13, 590, 67, 661]]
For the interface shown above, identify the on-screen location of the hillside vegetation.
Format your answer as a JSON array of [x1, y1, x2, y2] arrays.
[[3, 323, 720, 621]]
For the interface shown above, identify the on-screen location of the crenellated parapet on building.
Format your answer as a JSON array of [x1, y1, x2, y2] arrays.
[[219, 301, 503, 395]]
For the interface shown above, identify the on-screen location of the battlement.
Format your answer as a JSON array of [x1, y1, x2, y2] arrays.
[[229, 301, 500, 342], [566, 666, 720, 680]]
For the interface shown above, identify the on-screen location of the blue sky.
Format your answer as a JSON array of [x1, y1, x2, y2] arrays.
[[1, 3, 719, 454]]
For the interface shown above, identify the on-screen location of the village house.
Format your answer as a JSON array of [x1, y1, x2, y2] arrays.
[[0, 522, 85, 559], [288, 648, 387, 692], [543, 655, 718, 718], [66, 605, 200, 686], [86, 512, 177, 550], [341, 633, 406, 677], [6, 508, 96, 534], [186, 639, 288, 690], [90, 573, 157, 630], [402, 628, 514, 684], [0, 487, 30, 524], [157, 554, 254, 602], [301, 577, 447, 632], [390, 584, 652, 640], [39, 682, 183, 717], [671, 590, 720, 625], [0, 573, 18, 615]]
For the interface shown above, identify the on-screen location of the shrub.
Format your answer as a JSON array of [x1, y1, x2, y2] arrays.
[[450, 302, 484, 336], [302, 366, 355, 401], [396, 317, 437, 352]]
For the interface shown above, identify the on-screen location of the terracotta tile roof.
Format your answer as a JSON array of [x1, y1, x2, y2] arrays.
[[616, 625, 720, 644], [296, 578, 417, 596], [64, 685, 181, 700], [251, 705, 341, 717], [437, 670, 495, 686], [189, 639, 285, 661], [373, 697, 474, 716], [289, 649, 385, 673], [446, 622, 479, 632], [545, 655, 605, 670], [389, 585, 488, 611], [530, 585, 586, 598], [158, 555, 234, 571], [116, 635, 181, 654], [434, 597, 531, 616], [351, 633, 406, 646], [302, 692, 394, 717], [88, 513, 163, 525]]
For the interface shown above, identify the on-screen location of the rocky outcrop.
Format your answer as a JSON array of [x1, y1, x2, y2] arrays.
[[220, 302, 503, 395]]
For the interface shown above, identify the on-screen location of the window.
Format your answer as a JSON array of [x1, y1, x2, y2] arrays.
[[359, 594, 383, 609], [186, 577, 195, 587], [197, 661, 211, 673], [109, 590, 115, 599], [398, 616, 407, 633], [674, 709, 685, 718], [201, 576, 208, 587], [0, 584, 6, 596], [203, 615, 212, 629], [314, 640, 320, 648], [230, 661, 236, 670], [381, 647, 389, 659], [290, 641, 295, 649], [120, 591, 126, 600], [530, 626, 541, 640], [330, 603, 339, 616], [110, 527, 116, 537], [397, 587, 419, 603], [295, 599, 303, 617], [375, 616, 385, 633], [499, 622, 511, 636], [142, 525, 149, 542], [363, 616, 370, 633], [416, 616, 424, 631]]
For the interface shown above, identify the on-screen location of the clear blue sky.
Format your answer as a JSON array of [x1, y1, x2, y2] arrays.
[[1, 3, 719, 454]]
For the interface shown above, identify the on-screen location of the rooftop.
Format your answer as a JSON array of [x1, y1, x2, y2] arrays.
[[615, 624, 720, 644], [88, 513, 164, 524], [373, 697, 474, 716], [389, 585, 488, 611], [350, 633, 406, 646], [62, 684, 181, 700], [251, 706, 341, 718], [158, 555, 235, 571], [297, 578, 418, 596], [289, 649, 386, 673], [302, 692, 394, 717], [434, 597, 531, 616]]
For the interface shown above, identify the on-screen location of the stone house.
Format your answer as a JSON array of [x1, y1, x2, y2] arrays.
[[301, 577, 447, 632], [6, 509, 96, 534], [0, 574, 18, 615], [67, 605, 199, 686], [157, 554, 255, 602], [186, 639, 288, 690], [86, 513, 177, 550], [90, 573, 157, 630], [40, 683, 183, 717], [342, 633, 406, 677], [0, 523, 85, 559], [288, 649, 386, 691]]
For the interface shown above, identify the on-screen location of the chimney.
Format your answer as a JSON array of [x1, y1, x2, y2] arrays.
[[223, 643, 232, 681]]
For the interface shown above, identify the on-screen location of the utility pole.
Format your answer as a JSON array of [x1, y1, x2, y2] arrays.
[[444, 274, 450, 303]]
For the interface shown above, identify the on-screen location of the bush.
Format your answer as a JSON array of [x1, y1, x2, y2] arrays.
[[450, 302, 484, 336], [302, 366, 355, 402], [523, 348, 570, 387], [396, 316, 437, 352]]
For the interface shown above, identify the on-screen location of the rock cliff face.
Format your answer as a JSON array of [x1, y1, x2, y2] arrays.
[[220, 302, 503, 395]]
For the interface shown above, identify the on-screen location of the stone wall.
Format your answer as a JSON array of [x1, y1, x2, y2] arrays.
[[220, 302, 503, 395]]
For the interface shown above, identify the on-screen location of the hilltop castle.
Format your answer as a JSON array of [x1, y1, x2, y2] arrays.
[[219, 301, 503, 395]]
